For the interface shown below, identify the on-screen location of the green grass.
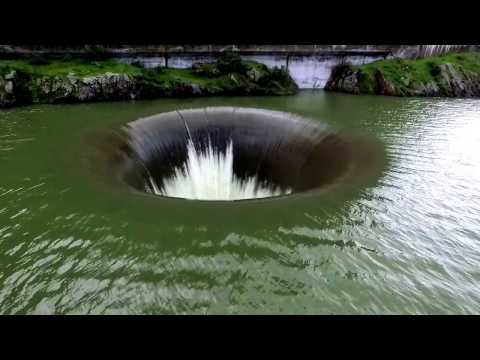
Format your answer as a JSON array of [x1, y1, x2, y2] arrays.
[[0, 58, 225, 97], [0, 58, 251, 86], [0, 58, 233, 86], [353, 52, 480, 93], [0, 58, 268, 81], [153, 68, 213, 85], [0, 59, 144, 78]]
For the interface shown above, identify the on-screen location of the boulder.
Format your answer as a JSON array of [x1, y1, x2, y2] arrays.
[[374, 70, 397, 95], [325, 65, 360, 94], [191, 84, 202, 95], [0, 77, 16, 107], [247, 68, 263, 82], [4, 81, 13, 94]]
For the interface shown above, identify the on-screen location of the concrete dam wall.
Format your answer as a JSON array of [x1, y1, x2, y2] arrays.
[[144, 52, 388, 89], [1, 45, 477, 89], [113, 45, 474, 89]]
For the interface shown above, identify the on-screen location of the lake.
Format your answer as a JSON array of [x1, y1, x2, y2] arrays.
[[1, 90, 479, 314]]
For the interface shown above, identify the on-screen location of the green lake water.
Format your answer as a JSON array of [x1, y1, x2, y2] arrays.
[[1, 90, 480, 314]]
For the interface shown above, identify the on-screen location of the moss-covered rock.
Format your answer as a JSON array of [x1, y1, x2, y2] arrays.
[[326, 65, 360, 94], [0, 55, 298, 108], [0, 69, 33, 107], [325, 52, 480, 98]]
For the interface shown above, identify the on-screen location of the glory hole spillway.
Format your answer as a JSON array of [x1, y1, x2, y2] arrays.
[[96, 107, 379, 203]]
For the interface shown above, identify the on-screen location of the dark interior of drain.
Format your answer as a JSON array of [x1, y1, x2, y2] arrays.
[[114, 107, 353, 199]]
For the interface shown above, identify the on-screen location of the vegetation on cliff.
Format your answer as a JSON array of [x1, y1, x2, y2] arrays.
[[325, 52, 480, 97], [0, 53, 298, 108]]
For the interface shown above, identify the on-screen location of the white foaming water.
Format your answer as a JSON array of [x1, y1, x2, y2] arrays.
[[422, 45, 467, 57], [148, 137, 291, 201]]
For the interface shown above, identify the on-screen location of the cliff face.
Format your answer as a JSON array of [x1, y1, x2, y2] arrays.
[[0, 55, 298, 108], [325, 52, 480, 98]]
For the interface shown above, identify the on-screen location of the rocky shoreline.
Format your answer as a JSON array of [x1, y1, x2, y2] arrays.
[[0, 53, 298, 108], [325, 52, 480, 97]]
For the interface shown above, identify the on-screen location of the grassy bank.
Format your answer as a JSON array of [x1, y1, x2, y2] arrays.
[[0, 58, 143, 78], [357, 52, 480, 93], [0, 54, 298, 108], [325, 52, 480, 97]]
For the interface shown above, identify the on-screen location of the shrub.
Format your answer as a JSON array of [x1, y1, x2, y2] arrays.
[[269, 66, 290, 81], [192, 63, 220, 77], [260, 66, 293, 87], [427, 62, 441, 77], [216, 51, 246, 75]]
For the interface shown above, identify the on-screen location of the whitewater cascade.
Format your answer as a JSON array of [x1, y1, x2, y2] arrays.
[[421, 45, 467, 57], [147, 137, 292, 201]]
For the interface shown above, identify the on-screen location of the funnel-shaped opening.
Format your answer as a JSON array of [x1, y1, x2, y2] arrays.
[[114, 107, 353, 201]]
